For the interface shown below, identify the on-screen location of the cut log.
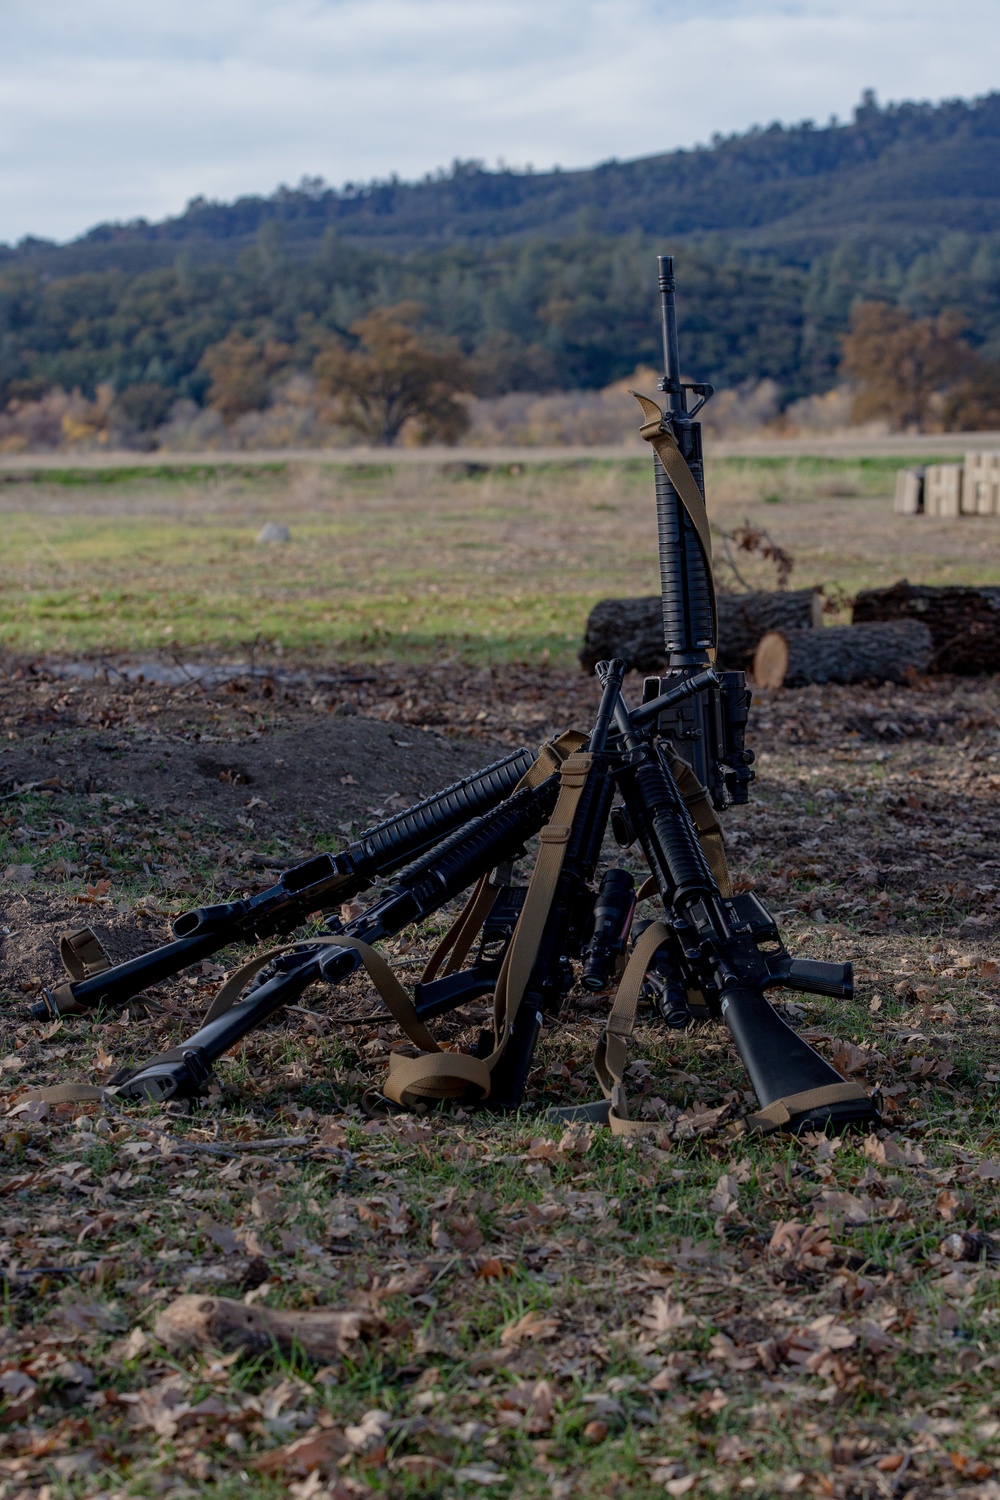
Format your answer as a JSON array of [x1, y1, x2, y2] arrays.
[[154, 1294, 375, 1361], [852, 580, 1000, 675], [754, 621, 933, 690], [579, 589, 823, 674]]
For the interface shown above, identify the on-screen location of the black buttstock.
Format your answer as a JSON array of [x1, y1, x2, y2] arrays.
[[721, 986, 879, 1134]]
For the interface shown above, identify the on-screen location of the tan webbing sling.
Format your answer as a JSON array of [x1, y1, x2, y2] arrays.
[[588, 920, 871, 1138], [630, 390, 718, 653], [379, 748, 595, 1107]]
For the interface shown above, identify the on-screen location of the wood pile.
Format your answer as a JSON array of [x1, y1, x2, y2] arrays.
[[579, 588, 822, 674], [895, 452, 1000, 518], [581, 580, 1000, 691], [852, 579, 1000, 675]]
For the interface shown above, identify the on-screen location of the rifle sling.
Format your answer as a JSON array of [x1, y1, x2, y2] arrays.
[[631, 390, 718, 654], [589, 929, 873, 1138]]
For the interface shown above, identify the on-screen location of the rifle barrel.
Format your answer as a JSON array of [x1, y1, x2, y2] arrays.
[[657, 254, 684, 415]]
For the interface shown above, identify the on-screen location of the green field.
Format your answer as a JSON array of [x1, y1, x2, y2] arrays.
[[1, 455, 993, 663]]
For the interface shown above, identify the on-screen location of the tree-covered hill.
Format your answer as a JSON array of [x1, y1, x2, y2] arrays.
[[5, 90, 1000, 275], [2, 91, 1000, 421]]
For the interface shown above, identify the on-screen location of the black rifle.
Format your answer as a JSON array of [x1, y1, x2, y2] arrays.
[[608, 667, 878, 1135], [32, 748, 535, 1021], [640, 254, 755, 813], [114, 771, 562, 1103]]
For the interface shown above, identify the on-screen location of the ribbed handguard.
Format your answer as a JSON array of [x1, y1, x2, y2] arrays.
[[350, 747, 535, 874]]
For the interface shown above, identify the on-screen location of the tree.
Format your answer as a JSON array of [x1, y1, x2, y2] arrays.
[[941, 362, 1000, 431], [116, 381, 172, 431], [840, 301, 974, 430], [200, 333, 291, 420], [313, 303, 469, 446]]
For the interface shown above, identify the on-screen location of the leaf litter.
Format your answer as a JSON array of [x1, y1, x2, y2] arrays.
[[0, 662, 999, 1496]]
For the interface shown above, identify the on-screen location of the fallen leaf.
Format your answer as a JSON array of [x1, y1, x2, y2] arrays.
[[500, 1310, 560, 1347], [708, 1173, 740, 1215], [640, 1293, 695, 1340], [829, 1040, 871, 1075], [344, 1409, 391, 1453], [818, 1190, 872, 1224], [255, 1428, 349, 1476], [476, 1257, 512, 1280], [453, 1462, 507, 1485]]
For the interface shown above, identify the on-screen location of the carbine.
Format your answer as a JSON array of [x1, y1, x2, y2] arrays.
[[113, 769, 562, 1103], [603, 665, 878, 1135], [33, 747, 536, 1020]]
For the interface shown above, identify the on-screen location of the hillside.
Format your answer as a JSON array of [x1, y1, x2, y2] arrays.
[[4, 91, 1000, 275], [1, 92, 1000, 421]]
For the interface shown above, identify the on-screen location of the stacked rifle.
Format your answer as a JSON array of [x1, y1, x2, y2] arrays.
[[31, 258, 879, 1138]]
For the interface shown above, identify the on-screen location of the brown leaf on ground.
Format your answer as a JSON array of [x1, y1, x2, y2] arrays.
[[817, 1190, 873, 1225], [936, 1189, 973, 1221], [767, 1220, 836, 1270], [709, 1333, 759, 1372], [476, 1257, 514, 1279], [495, 1378, 557, 1433], [639, 1293, 695, 1340], [716, 1434, 753, 1464], [829, 1040, 873, 1075], [499, 1310, 560, 1347], [255, 1427, 350, 1476], [708, 1172, 740, 1215], [445, 1211, 484, 1253]]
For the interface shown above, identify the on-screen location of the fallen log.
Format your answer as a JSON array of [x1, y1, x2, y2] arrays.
[[852, 580, 1000, 675], [154, 1294, 374, 1361], [580, 589, 823, 674], [754, 621, 933, 689]]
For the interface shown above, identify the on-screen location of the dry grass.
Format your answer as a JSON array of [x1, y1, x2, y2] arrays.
[[0, 455, 997, 664]]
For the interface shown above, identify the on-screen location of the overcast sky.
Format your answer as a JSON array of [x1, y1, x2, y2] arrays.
[[2, 0, 997, 245]]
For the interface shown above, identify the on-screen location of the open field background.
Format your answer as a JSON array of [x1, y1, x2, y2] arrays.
[[3, 454, 1000, 666]]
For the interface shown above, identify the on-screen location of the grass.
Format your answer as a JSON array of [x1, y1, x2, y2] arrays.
[[3, 455, 1000, 664]]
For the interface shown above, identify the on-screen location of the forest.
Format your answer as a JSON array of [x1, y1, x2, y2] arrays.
[[2, 91, 1000, 429]]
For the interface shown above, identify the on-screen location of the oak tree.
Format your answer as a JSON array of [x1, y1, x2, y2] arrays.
[[313, 303, 469, 446]]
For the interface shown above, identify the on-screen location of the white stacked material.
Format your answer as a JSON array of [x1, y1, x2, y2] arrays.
[[924, 464, 963, 518], [964, 451, 1000, 516], [894, 468, 924, 515]]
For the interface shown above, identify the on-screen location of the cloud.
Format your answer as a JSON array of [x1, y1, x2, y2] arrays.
[[1, 0, 997, 242]]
